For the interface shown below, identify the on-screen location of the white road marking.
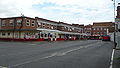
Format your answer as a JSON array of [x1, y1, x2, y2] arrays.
[[51, 42, 101, 57], [0, 66, 7, 68], [29, 44, 37, 45], [109, 49, 115, 68], [9, 54, 55, 67]]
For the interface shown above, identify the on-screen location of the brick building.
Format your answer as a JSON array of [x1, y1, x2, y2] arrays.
[[84, 24, 93, 36], [35, 17, 59, 40], [57, 22, 83, 40], [0, 16, 115, 41], [0, 16, 37, 40], [0, 16, 84, 41], [92, 22, 114, 36]]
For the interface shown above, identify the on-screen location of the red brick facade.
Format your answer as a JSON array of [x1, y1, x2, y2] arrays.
[[0, 16, 115, 41], [1, 16, 37, 30], [92, 22, 114, 36]]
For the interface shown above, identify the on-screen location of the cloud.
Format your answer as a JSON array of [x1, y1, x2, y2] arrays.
[[0, 0, 117, 25]]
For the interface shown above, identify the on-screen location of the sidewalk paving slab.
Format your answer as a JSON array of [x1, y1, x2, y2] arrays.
[[113, 49, 120, 68]]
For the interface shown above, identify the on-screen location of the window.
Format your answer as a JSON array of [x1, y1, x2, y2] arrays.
[[45, 34, 47, 37], [42, 23, 45, 28], [46, 24, 50, 28], [2, 20, 6, 26], [8, 33, 10, 36], [26, 19, 30, 26], [32, 21, 35, 27], [72, 28, 74, 30], [96, 28, 99, 30], [17, 19, 22, 26], [54, 26, 57, 29], [9, 20, 14, 26], [88, 28, 91, 30], [51, 26, 53, 29], [41, 33, 43, 37], [38, 21, 41, 26], [104, 28, 106, 30], [70, 28, 72, 31], [2, 33, 6, 36]]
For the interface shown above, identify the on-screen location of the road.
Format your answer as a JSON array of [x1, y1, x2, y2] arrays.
[[0, 40, 113, 68]]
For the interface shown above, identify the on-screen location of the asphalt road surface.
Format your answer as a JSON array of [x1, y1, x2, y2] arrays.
[[0, 40, 114, 68]]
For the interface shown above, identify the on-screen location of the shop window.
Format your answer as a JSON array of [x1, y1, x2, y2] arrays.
[[41, 34, 43, 37], [45, 34, 47, 37], [50, 35, 52, 37]]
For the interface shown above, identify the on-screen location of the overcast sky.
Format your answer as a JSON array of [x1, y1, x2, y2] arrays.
[[0, 0, 120, 25]]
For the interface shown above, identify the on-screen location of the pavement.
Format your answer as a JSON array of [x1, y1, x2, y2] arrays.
[[112, 34, 120, 68], [113, 48, 120, 68]]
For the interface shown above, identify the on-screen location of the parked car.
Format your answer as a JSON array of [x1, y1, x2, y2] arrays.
[[102, 35, 110, 41]]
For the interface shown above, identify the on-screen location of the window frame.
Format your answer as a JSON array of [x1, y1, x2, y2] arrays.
[[31, 21, 35, 27], [17, 19, 22, 26], [8, 33, 11, 36], [9, 19, 14, 26], [2, 33, 6, 36], [26, 19, 30, 26], [2, 20, 6, 26]]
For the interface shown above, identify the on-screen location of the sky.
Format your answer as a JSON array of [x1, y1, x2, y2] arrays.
[[0, 0, 120, 25]]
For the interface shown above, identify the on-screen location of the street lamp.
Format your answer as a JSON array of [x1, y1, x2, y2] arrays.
[[112, 0, 117, 49]]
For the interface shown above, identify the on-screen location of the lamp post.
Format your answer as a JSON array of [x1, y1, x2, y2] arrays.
[[116, 3, 120, 49], [112, 0, 117, 49]]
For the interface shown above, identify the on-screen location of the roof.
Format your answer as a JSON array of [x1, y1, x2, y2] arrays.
[[93, 22, 113, 26], [1, 16, 35, 20], [35, 17, 58, 24]]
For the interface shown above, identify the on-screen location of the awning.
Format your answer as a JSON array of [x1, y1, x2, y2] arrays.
[[37, 28, 84, 35]]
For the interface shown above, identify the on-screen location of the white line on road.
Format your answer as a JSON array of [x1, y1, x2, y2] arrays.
[[9, 42, 101, 68], [109, 49, 115, 68], [29, 44, 37, 45], [9, 54, 55, 68], [0, 66, 7, 68]]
